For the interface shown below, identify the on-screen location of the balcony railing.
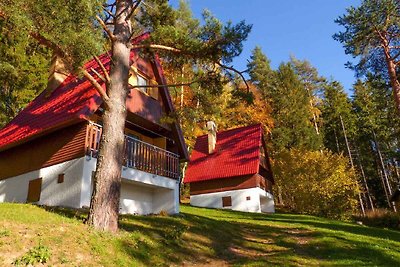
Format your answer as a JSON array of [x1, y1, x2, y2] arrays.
[[85, 122, 180, 179]]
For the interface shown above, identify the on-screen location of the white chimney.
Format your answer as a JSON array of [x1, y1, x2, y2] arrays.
[[207, 121, 217, 154], [45, 54, 69, 97]]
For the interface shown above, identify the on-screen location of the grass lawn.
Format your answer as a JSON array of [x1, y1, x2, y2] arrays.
[[1, 203, 400, 266]]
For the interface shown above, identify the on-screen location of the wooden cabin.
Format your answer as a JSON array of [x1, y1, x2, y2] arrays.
[[0, 34, 188, 215], [184, 123, 275, 213]]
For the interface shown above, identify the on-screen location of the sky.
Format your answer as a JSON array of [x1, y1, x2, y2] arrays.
[[169, 0, 361, 93]]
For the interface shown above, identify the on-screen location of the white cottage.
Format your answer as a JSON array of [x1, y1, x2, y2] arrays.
[[184, 123, 275, 213]]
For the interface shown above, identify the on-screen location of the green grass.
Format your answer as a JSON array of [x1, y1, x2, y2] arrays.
[[1, 203, 400, 266]]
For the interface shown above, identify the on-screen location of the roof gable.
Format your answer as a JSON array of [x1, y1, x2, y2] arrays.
[[184, 124, 264, 183]]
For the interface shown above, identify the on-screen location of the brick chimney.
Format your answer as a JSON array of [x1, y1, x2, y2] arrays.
[[207, 121, 217, 154], [45, 54, 69, 97]]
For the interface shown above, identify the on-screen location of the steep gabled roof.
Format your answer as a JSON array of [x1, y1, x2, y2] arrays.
[[184, 124, 265, 183], [0, 34, 188, 160]]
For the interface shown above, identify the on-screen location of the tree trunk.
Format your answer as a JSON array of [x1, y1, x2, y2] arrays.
[[87, 0, 132, 232], [383, 44, 400, 114], [340, 116, 365, 215], [372, 131, 396, 211]]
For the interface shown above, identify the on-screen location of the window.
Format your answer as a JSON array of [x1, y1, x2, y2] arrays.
[[222, 196, 232, 207], [27, 178, 42, 203], [58, 173, 65, 184], [137, 74, 148, 94], [246, 196, 251, 201]]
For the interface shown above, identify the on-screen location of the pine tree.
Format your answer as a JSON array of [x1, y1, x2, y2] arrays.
[[321, 80, 356, 153]]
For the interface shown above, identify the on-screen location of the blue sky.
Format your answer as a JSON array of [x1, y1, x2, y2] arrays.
[[169, 0, 361, 93]]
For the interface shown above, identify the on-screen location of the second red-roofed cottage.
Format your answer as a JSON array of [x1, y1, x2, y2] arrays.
[[0, 34, 188, 215], [184, 122, 275, 213]]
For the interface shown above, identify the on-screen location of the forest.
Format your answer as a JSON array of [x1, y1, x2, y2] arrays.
[[0, 0, 399, 230]]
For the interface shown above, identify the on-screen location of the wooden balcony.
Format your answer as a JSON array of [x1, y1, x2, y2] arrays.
[[85, 123, 180, 179]]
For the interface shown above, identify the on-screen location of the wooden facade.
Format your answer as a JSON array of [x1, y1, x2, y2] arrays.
[[0, 122, 87, 180], [190, 173, 272, 196]]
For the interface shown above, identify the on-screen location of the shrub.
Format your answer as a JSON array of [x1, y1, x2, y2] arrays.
[[13, 244, 51, 266], [273, 149, 359, 220], [354, 209, 400, 229], [162, 224, 189, 244]]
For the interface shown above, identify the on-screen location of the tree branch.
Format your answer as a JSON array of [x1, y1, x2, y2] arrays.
[[130, 80, 200, 89], [126, 0, 142, 21], [93, 55, 111, 84], [96, 15, 115, 41], [216, 62, 250, 91], [102, 5, 115, 22], [129, 44, 182, 53], [30, 32, 65, 57], [81, 68, 110, 102], [91, 68, 106, 83]]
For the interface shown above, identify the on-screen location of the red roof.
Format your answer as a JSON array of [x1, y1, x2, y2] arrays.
[[184, 124, 264, 183]]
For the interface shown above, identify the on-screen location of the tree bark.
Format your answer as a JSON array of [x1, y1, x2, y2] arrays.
[[87, 0, 132, 232], [382, 42, 400, 114]]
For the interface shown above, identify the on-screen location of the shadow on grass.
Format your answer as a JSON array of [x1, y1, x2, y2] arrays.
[[39, 205, 88, 222], [39, 204, 400, 266]]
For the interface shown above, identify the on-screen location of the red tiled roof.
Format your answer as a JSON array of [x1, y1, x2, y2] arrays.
[[0, 33, 150, 152], [184, 124, 263, 183]]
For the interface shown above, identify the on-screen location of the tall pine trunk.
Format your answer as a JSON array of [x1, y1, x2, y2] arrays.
[[87, 0, 132, 232], [383, 42, 400, 114]]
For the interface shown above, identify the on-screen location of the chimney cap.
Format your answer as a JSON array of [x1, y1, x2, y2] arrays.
[[207, 121, 217, 131]]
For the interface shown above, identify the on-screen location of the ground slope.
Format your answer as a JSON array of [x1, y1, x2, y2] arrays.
[[0, 203, 400, 266]]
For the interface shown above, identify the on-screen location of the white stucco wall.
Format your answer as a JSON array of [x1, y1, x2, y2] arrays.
[[120, 181, 154, 214], [0, 156, 179, 215], [81, 157, 179, 215], [190, 187, 275, 213], [0, 158, 85, 208]]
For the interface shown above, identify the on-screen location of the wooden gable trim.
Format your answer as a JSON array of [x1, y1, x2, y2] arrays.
[[150, 55, 189, 162], [260, 133, 274, 184]]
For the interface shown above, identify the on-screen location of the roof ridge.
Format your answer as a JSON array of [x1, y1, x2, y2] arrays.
[[196, 123, 262, 139]]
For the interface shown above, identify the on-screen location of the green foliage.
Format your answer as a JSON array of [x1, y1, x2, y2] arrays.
[[13, 243, 51, 266], [0, 0, 104, 70], [273, 149, 359, 219], [0, 17, 51, 126], [354, 209, 400, 229]]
